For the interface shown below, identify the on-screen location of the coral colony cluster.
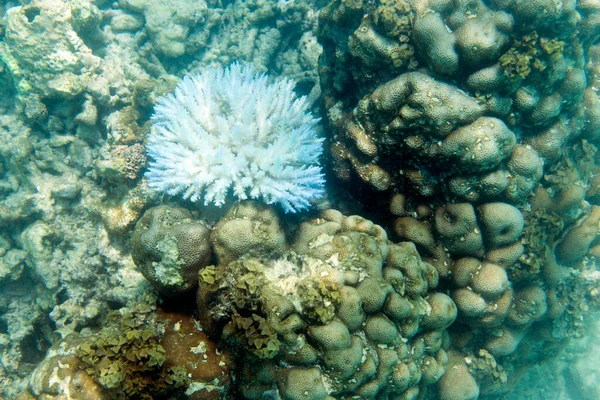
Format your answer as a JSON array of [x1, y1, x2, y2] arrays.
[[146, 63, 325, 213], [1, 0, 600, 400]]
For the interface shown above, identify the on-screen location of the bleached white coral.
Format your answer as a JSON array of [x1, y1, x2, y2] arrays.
[[145, 63, 325, 213]]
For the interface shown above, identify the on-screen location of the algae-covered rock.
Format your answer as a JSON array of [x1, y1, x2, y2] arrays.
[[0, 0, 101, 101], [120, 0, 208, 58], [23, 304, 231, 399]]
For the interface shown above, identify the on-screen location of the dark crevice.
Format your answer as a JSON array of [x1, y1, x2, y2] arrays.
[[24, 6, 41, 23]]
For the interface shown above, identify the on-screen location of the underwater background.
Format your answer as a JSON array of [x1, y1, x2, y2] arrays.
[[1, 0, 600, 399]]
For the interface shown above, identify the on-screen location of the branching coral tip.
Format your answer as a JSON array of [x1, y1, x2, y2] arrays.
[[146, 63, 325, 213]]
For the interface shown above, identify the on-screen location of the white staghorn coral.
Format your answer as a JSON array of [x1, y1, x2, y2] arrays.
[[145, 63, 325, 213]]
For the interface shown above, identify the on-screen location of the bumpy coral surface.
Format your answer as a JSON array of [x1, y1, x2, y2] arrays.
[[2, 0, 600, 399], [197, 201, 455, 399], [319, 0, 592, 204], [146, 63, 325, 213], [131, 205, 212, 295], [318, 0, 600, 397]]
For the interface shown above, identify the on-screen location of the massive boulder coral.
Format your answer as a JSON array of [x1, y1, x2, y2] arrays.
[[210, 201, 287, 266], [319, 0, 585, 205], [196, 201, 456, 399], [438, 350, 480, 400], [555, 205, 600, 267], [318, 0, 600, 397], [451, 258, 512, 328], [393, 200, 525, 278], [131, 205, 212, 295], [326, 68, 540, 203]]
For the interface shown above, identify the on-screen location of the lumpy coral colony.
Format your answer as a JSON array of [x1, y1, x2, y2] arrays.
[[7, 0, 600, 399]]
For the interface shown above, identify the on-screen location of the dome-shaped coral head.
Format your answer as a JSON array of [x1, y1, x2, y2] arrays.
[[146, 63, 325, 213]]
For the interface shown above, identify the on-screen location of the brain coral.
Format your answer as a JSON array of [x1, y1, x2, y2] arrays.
[[145, 63, 325, 213], [131, 205, 211, 295]]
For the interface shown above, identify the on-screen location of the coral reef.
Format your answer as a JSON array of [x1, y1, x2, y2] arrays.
[[0, 107, 153, 396], [1, 0, 599, 398], [0, 0, 324, 396]]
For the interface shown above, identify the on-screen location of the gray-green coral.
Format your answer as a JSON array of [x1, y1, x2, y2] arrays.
[[318, 0, 600, 398], [1, 0, 600, 399], [131, 205, 211, 295], [197, 201, 454, 399]]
